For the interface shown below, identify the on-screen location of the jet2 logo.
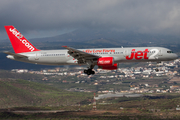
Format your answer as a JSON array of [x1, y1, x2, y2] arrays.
[[98, 60, 111, 64], [9, 28, 35, 52], [126, 49, 149, 60]]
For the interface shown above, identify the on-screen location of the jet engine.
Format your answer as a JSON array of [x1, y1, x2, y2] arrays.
[[97, 57, 118, 70], [98, 63, 118, 70], [97, 57, 114, 66]]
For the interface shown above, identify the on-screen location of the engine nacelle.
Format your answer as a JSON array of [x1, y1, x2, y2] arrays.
[[99, 63, 118, 70], [97, 57, 118, 70], [97, 57, 114, 66]]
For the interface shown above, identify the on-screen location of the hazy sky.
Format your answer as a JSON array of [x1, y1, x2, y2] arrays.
[[1, 0, 180, 39]]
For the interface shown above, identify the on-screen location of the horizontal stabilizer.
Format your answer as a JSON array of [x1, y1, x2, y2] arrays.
[[3, 51, 28, 58]]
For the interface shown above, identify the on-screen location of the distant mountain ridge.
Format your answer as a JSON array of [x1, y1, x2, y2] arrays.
[[2, 28, 180, 48], [29, 28, 180, 45]]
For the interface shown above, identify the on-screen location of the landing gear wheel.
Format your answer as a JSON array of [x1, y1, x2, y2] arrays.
[[84, 69, 95, 75], [84, 70, 88, 74], [87, 71, 91, 75], [87, 69, 92, 75], [155, 68, 159, 72], [155, 62, 161, 72]]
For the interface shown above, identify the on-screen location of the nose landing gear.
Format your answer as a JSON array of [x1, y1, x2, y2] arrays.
[[155, 61, 161, 72], [155, 68, 159, 72]]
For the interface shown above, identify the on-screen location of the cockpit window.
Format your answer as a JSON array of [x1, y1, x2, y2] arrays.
[[167, 51, 173, 53]]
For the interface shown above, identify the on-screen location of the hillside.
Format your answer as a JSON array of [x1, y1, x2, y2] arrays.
[[0, 78, 92, 108]]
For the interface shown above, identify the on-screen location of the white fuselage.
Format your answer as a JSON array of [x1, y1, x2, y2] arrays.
[[7, 47, 178, 66]]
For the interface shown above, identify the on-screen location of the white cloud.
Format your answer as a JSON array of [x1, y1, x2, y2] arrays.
[[1, 0, 180, 37]]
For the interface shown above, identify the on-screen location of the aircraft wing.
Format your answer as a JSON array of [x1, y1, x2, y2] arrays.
[[3, 51, 28, 58], [62, 46, 99, 60]]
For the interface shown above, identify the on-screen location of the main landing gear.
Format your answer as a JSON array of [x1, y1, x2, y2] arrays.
[[83, 61, 95, 75], [84, 69, 95, 75], [84, 62, 95, 75]]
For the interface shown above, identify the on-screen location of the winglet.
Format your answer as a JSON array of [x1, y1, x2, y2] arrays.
[[4, 26, 40, 53], [62, 46, 67, 48]]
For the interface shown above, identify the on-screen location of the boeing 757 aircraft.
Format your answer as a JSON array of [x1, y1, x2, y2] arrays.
[[4, 26, 178, 75]]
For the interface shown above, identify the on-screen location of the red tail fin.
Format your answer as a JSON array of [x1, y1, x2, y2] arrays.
[[4, 26, 40, 53]]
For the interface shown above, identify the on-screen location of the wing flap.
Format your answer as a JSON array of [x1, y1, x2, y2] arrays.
[[62, 46, 99, 59]]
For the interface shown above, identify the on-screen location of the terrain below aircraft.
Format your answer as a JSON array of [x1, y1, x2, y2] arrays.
[[4, 26, 178, 75]]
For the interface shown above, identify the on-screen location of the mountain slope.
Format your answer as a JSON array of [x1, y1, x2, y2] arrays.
[[0, 78, 92, 108]]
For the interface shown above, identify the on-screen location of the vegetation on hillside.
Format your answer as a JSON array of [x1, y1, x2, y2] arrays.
[[0, 78, 92, 108]]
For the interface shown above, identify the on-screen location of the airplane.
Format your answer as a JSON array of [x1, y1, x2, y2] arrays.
[[4, 25, 178, 75]]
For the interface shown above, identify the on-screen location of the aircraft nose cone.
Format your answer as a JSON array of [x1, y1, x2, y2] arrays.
[[174, 54, 178, 59]]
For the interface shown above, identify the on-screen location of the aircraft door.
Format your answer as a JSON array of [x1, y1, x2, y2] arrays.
[[35, 53, 39, 60], [158, 49, 163, 56]]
